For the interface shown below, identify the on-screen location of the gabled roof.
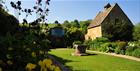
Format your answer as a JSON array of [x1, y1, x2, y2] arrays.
[[88, 3, 116, 29]]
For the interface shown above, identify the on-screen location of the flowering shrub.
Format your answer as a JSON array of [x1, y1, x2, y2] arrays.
[[26, 59, 61, 71], [85, 39, 140, 58], [0, 27, 61, 71], [26, 63, 37, 71], [125, 42, 140, 57]]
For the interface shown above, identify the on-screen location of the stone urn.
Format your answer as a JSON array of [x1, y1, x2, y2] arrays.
[[72, 44, 87, 56]]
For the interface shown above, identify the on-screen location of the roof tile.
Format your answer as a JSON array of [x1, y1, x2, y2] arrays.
[[88, 4, 115, 29]]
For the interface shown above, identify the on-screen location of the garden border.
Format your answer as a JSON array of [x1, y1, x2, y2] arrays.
[[87, 50, 140, 62]]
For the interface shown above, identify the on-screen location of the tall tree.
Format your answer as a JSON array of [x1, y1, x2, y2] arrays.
[[79, 20, 91, 34], [63, 20, 71, 28], [133, 23, 140, 41], [71, 19, 80, 28], [54, 20, 59, 24]]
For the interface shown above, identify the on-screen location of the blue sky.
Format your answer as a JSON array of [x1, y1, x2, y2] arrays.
[[5, 0, 140, 24]]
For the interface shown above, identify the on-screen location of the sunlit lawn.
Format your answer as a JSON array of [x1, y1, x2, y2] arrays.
[[49, 48, 140, 71]]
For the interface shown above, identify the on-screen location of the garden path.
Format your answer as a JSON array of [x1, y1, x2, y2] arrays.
[[54, 48, 140, 61], [87, 50, 140, 62]]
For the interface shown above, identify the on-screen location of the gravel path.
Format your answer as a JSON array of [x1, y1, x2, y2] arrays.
[[87, 50, 140, 62]]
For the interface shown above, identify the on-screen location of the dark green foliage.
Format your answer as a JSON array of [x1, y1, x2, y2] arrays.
[[125, 42, 140, 57], [125, 46, 136, 56], [95, 37, 110, 42], [115, 47, 125, 55], [86, 38, 140, 57], [84, 37, 110, 51], [64, 27, 84, 47], [116, 41, 127, 50], [63, 20, 71, 28], [54, 20, 59, 24], [132, 48, 140, 58], [85, 38, 132, 55], [100, 42, 116, 52], [46, 19, 90, 48], [88, 37, 109, 50], [61, 19, 91, 48], [133, 23, 140, 41], [84, 39, 92, 49], [114, 41, 127, 54], [102, 20, 133, 41], [0, 8, 19, 35], [0, 0, 53, 70], [0, 28, 50, 70], [73, 41, 82, 45], [79, 20, 91, 34], [71, 19, 80, 28]]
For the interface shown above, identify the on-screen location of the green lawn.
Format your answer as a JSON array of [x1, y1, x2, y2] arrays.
[[49, 48, 140, 71]]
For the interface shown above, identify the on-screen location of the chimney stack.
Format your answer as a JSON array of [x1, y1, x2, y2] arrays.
[[104, 3, 111, 9]]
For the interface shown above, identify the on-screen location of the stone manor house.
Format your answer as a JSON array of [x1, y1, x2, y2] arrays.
[[85, 3, 133, 40]]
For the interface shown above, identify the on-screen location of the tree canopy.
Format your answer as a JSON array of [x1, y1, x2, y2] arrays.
[[133, 23, 140, 41]]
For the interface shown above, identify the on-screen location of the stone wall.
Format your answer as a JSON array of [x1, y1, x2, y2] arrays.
[[85, 26, 102, 40]]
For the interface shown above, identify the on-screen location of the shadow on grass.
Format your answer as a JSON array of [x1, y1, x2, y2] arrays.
[[48, 50, 98, 71], [49, 54, 73, 71], [74, 52, 97, 56], [86, 52, 97, 56]]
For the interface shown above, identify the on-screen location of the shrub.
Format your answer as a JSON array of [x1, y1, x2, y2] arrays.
[[115, 47, 125, 55], [132, 48, 140, 58], [95, 37, 110, 42], [85, 37, 109, 50], [117, 41, 127, 50], [115, 47, 120, 54], [125, 42, 140, 57], [39, 39, 50, 51], [133, 23, 140, 41], [73, 41, 82, 45], [64, 27, 84, 47], [125, 46, 137, 56], [100, 42, 117, 53], [84, 37, 110, 51], [84, 39, 92, 49], [99, 43, 109, 52], [0, 29, 52, 70], [90, 42, 103, 51], [115, 41, 127, 55]]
